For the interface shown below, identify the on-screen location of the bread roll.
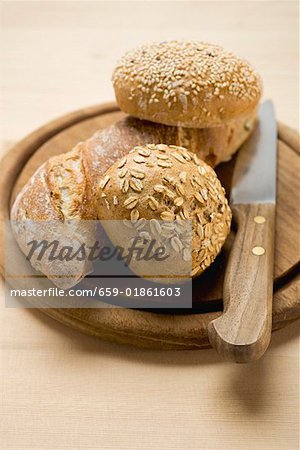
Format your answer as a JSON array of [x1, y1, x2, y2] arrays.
[[112, 40, 262, 128], [97, 144, 232, 278]]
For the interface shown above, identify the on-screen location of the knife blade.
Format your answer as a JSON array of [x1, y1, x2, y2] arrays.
[[208, 100, 277, 363], [231, 100, 277, 205]]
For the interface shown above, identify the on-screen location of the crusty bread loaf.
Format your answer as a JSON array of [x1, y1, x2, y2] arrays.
[[97, 144, 231, 278], [112, 41, 262, 128]]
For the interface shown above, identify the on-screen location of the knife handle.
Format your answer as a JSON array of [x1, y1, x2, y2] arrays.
[[208, 203, 275, 363]]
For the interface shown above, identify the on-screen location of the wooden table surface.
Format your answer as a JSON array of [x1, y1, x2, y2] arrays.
[[1, 2, 299, 449]]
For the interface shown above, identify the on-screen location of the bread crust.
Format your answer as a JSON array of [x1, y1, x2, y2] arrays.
[[113, 41, 262, 128]]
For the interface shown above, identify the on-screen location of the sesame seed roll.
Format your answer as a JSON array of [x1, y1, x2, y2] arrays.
[[112, 41, 262, 128]]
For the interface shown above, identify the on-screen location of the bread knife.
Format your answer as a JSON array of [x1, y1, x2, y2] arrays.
[[208, 100, 277, 363]]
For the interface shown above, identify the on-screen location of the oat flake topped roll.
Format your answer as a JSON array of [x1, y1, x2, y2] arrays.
[[112, 40, 262, 128], [97, 144, 232, 278]]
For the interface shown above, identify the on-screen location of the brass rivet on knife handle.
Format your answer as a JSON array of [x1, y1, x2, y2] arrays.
[[254, 215, 266, 224], [252, 246, 265, 256]]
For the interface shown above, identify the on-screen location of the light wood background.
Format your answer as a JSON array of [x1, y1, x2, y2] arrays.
[[1, 2, 299, 449]]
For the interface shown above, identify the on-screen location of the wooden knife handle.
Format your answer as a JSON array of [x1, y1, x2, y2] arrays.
[[208, 203, 275, 363]]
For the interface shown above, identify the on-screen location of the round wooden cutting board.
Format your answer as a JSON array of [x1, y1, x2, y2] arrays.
[[1, 103, 299, 350]]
